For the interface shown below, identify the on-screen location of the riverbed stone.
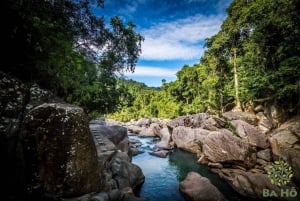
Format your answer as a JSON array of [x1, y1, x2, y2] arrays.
[[257, 149, 272, 161], [156, 127, 171, 149], [179, 171, 228, 201]]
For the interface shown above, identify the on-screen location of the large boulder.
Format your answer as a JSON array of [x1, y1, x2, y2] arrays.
[[90, 125, 130, 155], [172, 126, 210, 153], [156, 127, 171, 149], [203, 129, 257, 168], [179, 171, 228, 201], [222, 111, 258, 126], [19, 103, 101, 197], [139, 123, 160, 137], [213, 168, 299, 201], [270, 116, 300, 181], [231, 120, 269, 149], [110, 152, 145, 190]]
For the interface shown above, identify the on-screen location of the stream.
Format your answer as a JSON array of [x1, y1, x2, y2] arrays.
[[130, 135, 259, 201]]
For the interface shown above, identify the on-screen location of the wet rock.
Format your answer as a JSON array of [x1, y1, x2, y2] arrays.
[[179, 171, 228, 201], [149, 150, 169, 158]]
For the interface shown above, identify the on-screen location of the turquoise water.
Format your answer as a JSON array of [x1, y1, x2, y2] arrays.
[[130, 136, 259, 201]]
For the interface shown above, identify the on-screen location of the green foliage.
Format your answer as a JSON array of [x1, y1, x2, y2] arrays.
[[2, 0, 143, 115]]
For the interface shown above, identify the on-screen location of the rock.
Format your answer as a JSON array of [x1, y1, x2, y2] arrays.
[[172, 126, 210, 153], [0, 72, 28, 193], [139, 123, 160, 137], [136, 118, 151, 127], [155, 127, 171, 149], [231, 120, 269, 149], [254, 105, 264, 113], [121, 187, 143, 201], [25, 83, 64, 112], [222, 111, 258, 126], [110, 152, 145, 190], [108, 189, 122, 201], [90, 192, 109, 201], [149, 150, 169, 158], [208, 162, 223, 169], [89, 119, 106, 126], [257, 149, 272, 161], [256, 112, 273, 134], [127, 125, 142, 134], [270, 116, 300, 181], [130, 148, 144, 156], [214, 168, 299, 201], [264, 103, 287, 128], [256, 158, 269, 166], [90, 125, 130, 155], [179, 171, 228, 201], [203, 129, 257, 168], [19, 103, 101, 197]]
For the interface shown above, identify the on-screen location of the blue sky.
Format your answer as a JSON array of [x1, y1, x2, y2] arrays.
[[94, 0, 232, 87]]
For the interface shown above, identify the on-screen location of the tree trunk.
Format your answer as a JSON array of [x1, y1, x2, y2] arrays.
[[233, 48, 241, 111]]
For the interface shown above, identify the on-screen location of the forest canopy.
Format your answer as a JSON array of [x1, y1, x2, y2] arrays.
[[2, 0, 143, 115], [108, 0, 300, 121]]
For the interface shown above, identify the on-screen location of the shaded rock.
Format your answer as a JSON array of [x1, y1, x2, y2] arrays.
[[222, 111, 258, 126], [90, 192, 109, 201], [179, 171, 228, 201], [121, 187, 143, 201], [89, 119, 106, 126], [203, 129, 257, 168], [172, 126, 210, 153], [127, 125, 142, 134], [110, 152, 145, 190], [214, 168, 299, 201], [256, 112, 273, 134], [136, 118, 151, 127], [264, 103, 287, 128], [257, 149, 272, 161], [90, 125, 130, 155], [270, 116, 300, 181], [149, 150, 169, 158], [20, 103, 101, 197], [231, 120, 269, 149], [0, 72, 28, 193], [208, 162, 223, 169], [254, 105, 264, 113]]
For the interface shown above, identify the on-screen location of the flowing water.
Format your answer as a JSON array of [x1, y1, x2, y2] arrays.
[[130, 135, 259, 201]]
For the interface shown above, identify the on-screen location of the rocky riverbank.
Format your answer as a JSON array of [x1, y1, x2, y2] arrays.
[[1, 72, 144, 201], [115, 108, 300, 201]]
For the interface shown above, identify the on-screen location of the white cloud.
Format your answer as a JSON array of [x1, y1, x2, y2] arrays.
[[124, 66, 177, 77], [140, 14, 225, 60]]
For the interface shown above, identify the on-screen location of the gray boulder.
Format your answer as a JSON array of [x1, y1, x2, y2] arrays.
[[179, 171, 228, 201]]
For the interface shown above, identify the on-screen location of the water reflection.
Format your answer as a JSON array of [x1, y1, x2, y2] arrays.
[[131, 136, 259, 201]]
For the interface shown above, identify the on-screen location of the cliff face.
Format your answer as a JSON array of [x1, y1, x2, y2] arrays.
[[0, 72, 144, 201]]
